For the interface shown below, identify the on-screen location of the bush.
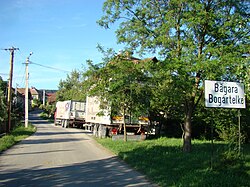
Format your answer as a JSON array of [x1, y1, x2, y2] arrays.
[[39, 103, 56, 119], [0, 90, 7, 122], [32, 98, 41, 108]]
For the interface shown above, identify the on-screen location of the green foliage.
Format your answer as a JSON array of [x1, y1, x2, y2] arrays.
[[40, 104, 56, 119], [98, 0, 249, 151], [84, 51, 153, 121], [96, 137, 250, 186], [0, 124, 36, 152], [192, 102, 250, 143], [57, 70, 86, 101], [0, 77, 7, 122], [0, 135, 15, 152], [32, 98, 41, 108], [0, 90, 7, 122]]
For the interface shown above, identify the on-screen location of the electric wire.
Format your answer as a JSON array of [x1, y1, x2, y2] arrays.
[[15, 50, 28, 88], [17, 64, 26, 88], [29, 61, 70, 73]]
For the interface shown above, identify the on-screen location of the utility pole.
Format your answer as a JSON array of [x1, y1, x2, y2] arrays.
[[43, 89, 45, 106], [4, 47, 19, 133], [25, 52, 33, 128]]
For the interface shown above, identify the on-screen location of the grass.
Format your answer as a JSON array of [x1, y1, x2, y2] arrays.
[[0, 124, 36, 152], [96, 137, 250, 187]]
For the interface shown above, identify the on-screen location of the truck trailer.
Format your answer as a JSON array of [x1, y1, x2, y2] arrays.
[[54, 100, 86, 128], [85, 96, 150, 139]]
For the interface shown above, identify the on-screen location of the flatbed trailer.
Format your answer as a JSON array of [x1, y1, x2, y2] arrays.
[[85, 96, 150, 138]]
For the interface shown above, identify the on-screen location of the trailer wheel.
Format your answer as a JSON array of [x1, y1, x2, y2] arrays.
[[98, 125, 102, 138], [98, 125, 107, 139], [65, 120, 69, 128], [93, 124, 98, 137]]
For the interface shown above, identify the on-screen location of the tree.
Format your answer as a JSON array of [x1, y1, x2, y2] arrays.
[[98, 0, 249, 152], [84, 51, 153, 141], [57, 70, 86, 101], [0, 77, 7, 123]]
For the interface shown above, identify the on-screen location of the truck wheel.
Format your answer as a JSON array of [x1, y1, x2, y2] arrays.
[[98, 125, 102, 138], [65, 120, 69, 128], [93, 124, 98, 137], [98, 125, 107, 139]]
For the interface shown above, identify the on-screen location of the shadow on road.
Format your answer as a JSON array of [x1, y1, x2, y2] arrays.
[[2, 149, 74, 156], [0, 110, 155, 186], [34, 131, 88, 136], [29, 120, 52, 125], [0, 157, 150, 187], [20, 137, 86, 145]]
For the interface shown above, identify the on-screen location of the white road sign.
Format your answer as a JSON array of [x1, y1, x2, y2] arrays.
[[205, 80, 245, 108]]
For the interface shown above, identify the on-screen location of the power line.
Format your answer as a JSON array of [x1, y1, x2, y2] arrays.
[[17, 49, 70, 73], [18, 65, 26, 88], [29, 61, 70, 73], [0, 73, 9, 76]]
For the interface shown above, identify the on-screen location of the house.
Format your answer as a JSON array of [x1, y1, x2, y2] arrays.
[[16, 87, 57, 108], [47, 92, 57, 104], [16, 88, 32, 111], [30, 87, 43, 102]]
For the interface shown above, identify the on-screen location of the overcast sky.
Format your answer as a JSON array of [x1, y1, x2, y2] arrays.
[[0, 0, 123, 90]]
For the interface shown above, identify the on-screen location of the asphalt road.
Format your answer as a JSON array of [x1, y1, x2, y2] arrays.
[[0, 110, 157, 187]]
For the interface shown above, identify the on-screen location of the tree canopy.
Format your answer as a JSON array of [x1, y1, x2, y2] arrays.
[[98, 0, 249, 151], [56, 0, 249, 152], [56, 70, 86, 101]]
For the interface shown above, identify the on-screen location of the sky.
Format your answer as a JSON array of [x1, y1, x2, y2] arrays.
[[0, 0, 124, 90]]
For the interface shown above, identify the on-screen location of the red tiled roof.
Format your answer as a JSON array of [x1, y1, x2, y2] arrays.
[[17, 88, 25, 95], [47, 92, 57, 104], [30, 87, 39, 95]]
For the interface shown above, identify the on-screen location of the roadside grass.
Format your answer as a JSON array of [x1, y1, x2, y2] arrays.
[[0, 124, 36, 152], [96, 137, 250, 187]]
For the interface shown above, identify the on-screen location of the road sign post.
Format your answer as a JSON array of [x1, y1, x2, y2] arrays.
[[205, 80, 246, 167]]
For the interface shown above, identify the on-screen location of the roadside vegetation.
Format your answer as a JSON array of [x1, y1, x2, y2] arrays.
[[39, 103, 56, 123], [0, 124, 36, 152], [54, 2, 249, 185], [56, 0, 249, 152], [55, 1, 249, 184], [96, 137, 250, 187]]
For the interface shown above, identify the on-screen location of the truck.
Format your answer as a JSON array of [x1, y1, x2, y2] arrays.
[[54, 100, 86, 128], [85, 96, 151, 139]]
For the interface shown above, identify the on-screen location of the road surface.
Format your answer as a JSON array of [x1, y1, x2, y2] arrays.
[[0, 110, 157, 187]]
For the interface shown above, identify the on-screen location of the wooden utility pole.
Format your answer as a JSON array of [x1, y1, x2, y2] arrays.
[[5, 47, 19, 133]]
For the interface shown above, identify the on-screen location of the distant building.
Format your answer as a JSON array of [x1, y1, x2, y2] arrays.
[[16, 87, 57, 107], [16, 88, 32, 111], [47, 92, 57, 104], [30, 87, 42, 102]]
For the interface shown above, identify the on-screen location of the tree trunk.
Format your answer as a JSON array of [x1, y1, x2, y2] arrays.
[[183, 111, 192, 152], [123, 107, 127, 142], [182, 70, 202, 152], [183, 97, 195, 153]]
